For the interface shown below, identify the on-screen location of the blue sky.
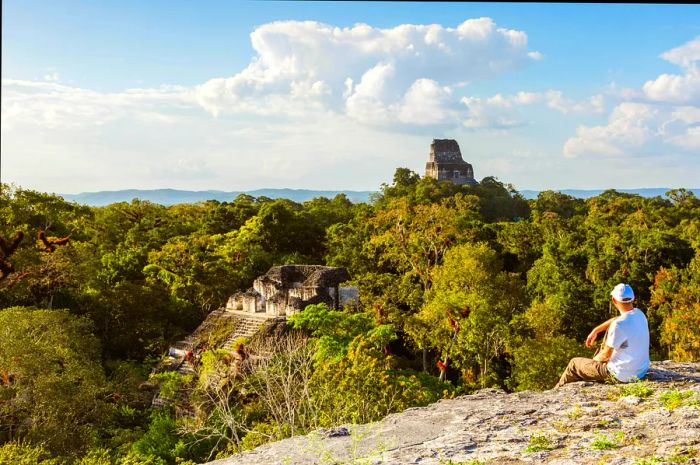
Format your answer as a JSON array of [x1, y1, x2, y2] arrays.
[[2, 2, 700, 193]]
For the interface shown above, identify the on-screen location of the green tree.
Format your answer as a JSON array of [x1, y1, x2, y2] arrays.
[[144, 233, 236, 314], [466, 177, 530, 222], [527, 232, 596, 340], [0, 307, 109, 455], [407, 243, 524, 387], [309, 332, 443, 427], [290, 304, 444, 427], [509, 298, 589, 390], [649, 253, 700, 361]]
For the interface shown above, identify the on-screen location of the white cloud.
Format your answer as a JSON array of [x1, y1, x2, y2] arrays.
[[5, 18, 593, 138], [194, 18, 540, 124], [513, 91, 540, 105], [563, 36, 700, 159], [458, 90, 606, 130], [397, 79, 456, 125], [544, 90, 605, 114], [641, 36, 700, 105], [1, 17, 553, 195], [0, 79, 433, 194], [563, 102, 660, 157], [1, 89, 432, 194], [461, 95, 524, 130], [345, 62, 397, 124], [642, 66, 700, 105], [666, 106, 700, 149], [1, 79, 191, 129], [563, 100, 700, 157], [660, 35, 700, 68]]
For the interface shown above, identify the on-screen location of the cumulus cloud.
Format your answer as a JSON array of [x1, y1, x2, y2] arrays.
[[563, 103, 661, 157], [194, 18, 541, 125], [344, 62, 397, 124], [4, 18, 598, 136], [564, 101, 700, 158], [641, 36, 700, 105], [397, 79, 456, 125], [642, 66, 700, 105], [15, 16, 694, 194], [564, 36, 700, 158]]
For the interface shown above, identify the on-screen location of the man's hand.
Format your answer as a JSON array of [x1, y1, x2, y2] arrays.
[[586, 317, 617, 348], [586, 329, 599, 348], [593, 345, 613, 363]]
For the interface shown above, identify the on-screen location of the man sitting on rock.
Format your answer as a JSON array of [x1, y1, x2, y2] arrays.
[[555, 283, 650, 388]]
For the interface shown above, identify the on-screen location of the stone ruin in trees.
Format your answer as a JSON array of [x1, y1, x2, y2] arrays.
[[151, 265, 358, 411], [424, 139, 478, 186], [227, 264, 359, 317]]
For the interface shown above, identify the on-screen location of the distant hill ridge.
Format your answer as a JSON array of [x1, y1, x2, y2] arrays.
[[60, 187, 700, 206], [60, 188, 376, 206]]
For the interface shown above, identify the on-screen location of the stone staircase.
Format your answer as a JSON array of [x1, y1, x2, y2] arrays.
[[151, 310, 283, 412], [150, 339, 197, 411], [191, 309, 238, 342], [222, 311, 279, 351]]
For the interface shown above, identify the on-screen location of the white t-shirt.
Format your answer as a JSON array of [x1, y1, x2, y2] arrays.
[[606, 308, 650, 382]]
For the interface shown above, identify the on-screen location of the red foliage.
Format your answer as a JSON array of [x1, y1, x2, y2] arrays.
[[1, 371, 16, 386], [37, 229, 71, 253], [235, 342, 248, 362], [0, 231, 23, 256], [0, 231, 24, 282], [448, 317, 460, 332]]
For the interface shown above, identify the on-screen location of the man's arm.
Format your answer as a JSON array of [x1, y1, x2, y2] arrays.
[[586, 317, 617, 348], [593, 345, 613, 362]]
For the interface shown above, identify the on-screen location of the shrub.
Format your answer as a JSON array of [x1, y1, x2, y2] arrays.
[[659, 389, 695, 410], [151, 371, 194, 399], [631, 458, 662, 465], [309, 334, 446, 427], [566, 404, 583, 420], [130, 411, 186, 464], [0, 442, 61, 465], [590, 431, 624, 450], [524, 432, 553, 452], [618, 380, 654, 398]]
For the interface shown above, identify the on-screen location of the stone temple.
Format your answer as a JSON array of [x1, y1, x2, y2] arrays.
[[227, 265, 359, 317], [424, 139, 477, 186]]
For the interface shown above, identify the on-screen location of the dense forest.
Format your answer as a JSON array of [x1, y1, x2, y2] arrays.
[[1, 170, 699, 464]]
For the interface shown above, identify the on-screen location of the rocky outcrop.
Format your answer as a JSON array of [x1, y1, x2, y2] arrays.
[[206, 361, 700, 465]]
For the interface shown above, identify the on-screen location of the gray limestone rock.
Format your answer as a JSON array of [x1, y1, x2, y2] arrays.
[[205, 362, 700, 465], [619, 395, 642, 405]]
